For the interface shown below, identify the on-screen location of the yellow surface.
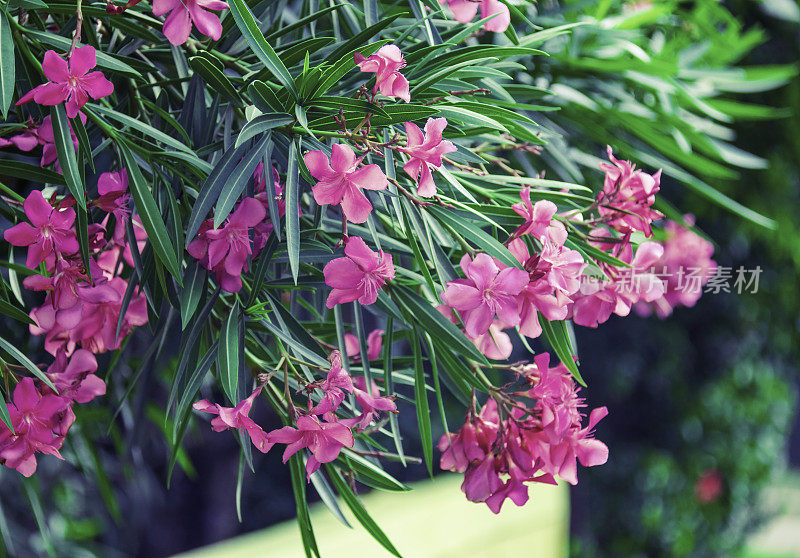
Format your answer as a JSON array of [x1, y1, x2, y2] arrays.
[[176, 473, 569, 558]]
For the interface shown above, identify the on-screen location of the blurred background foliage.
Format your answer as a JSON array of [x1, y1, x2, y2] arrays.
[[0, 0, 798, 556]]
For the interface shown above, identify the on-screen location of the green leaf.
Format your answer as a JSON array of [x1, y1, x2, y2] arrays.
[[539, 316, 585, 387], [218, 302, 241, 403], [180, 259, 207, 329], [75, 207, 92, 281], [393, 287, 487, 363], [227, 0, 297, 99], [235, 114, 293, 148], [185, 143, 249, 243], [189, 54, 242, 105], [0, 335, 56, 391], [50, 105, 85, 208], [412, 327, 433, 476], [0, 389, 13, 433], [119, 144, 183, 282], [0, 11, 14, 118], [286, 138, 301, 284], [339, 448, 409, 492], [0, 298, 34, 325], [326, 465, 402, 557], [88, 105, 200, 158], [172, 341, 218, 442], [427, 205, 521, 269], [0, 160, 65, 186], [289, 454, 320, 558], [214, 134, 272, 227], [308, 469, 351, 527]]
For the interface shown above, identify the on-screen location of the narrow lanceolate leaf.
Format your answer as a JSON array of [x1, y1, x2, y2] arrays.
[[0, 385, 13, 432], [75, 207, 92, 281], [214, 134, 272, 227], [308, 469, 351, 527], [339, 449, 409, 492], [119, 144, 183, 282], [51, 105, 85, 209], [427, 205, 521, 269], [180, 259, 207, 329], [227, 0, 298, 99], [326, 465, 402, 557], [0, 298, 34, 325], [289, 454, 320, 558], [218, 302, 241, 403], [539, 315, 585, 387], [185, 143, 249, 243], [235, 114, 293, 148], [411, 328, 433, 477], [0, 336, 56, 391], [393, 287, 488, 363], [0, 10, 15, 118], [285, 139, 301, 284]]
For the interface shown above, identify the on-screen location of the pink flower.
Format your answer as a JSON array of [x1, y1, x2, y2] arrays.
[[94, 169, 131, 241], [635, 217, 716, 318], [0, 378, 72, 477], [309, 351, 354, 416], [438, 0, 510, 32], [597, 146, 663, 236], [351, 376, 397, 432], [187, 197, 266, 293], [17, 47, 114, 119], [511, 187, 567, 242], [471, 322, 513, 360], [438, 402, 498, 473], [526, 353, 582, 438], [45, 349, 106, 404], [30, 277, 148, 355], [3, 190, 79, 270], [536, 407, 609, 485], [23, 258, 120, 329], [401, 118, 457, 197], [571, 238, 665, 328], [269, 415, 355, 479], [304, 144, 388, 224], [506, 239, 570, 339], [344, 329, 384, 361], [484, 466, 531, 513], [437, 355, 608, 512], [193, 387, 273, 453], [152, 0, 229, 46], [462, 454, 503, 503], [37, 114, 85, 169], [354, 45, 410, 102], [539, 234, 585, 297], [440, 253, 528, 338], [0, 120, 41, 152], [323, 236, 395, 307]]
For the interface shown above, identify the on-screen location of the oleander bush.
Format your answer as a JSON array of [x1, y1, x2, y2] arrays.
[[0, 0, 794, 555]]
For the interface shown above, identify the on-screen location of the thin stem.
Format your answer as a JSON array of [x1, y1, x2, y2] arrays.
[[69, 0, 84, 54]]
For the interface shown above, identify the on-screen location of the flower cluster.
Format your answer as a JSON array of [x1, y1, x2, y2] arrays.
[[438, 192, 584, 358], [595, 146, 663, 236], [187, 162, 291, 292], [0, 172, 149, 475], [194, 351, 397, 479], [635, 216, 717, 317], [439, 353, 608, 513]]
